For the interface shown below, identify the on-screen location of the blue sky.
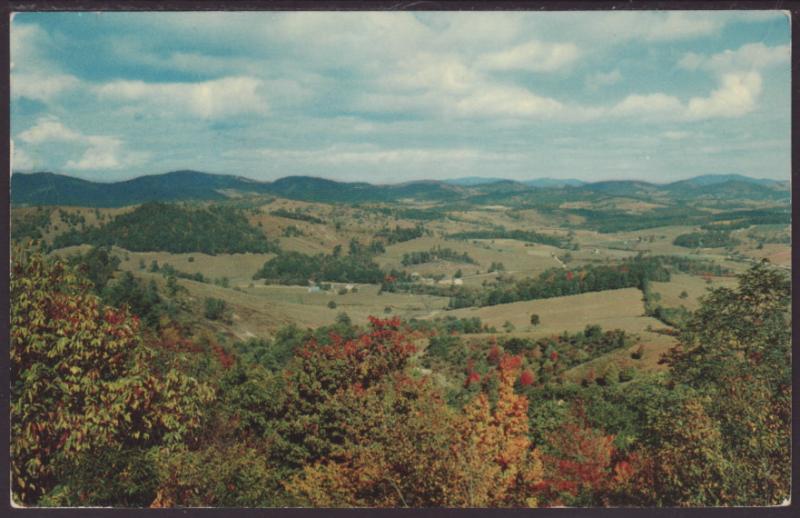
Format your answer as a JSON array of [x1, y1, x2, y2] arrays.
[[10, 11, 791, 183]]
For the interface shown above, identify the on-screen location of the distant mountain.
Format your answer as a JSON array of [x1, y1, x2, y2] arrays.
[[664, 178, 789, 201], [11, 171, 464, 206], [444, 177, 514, 186], [10, 170, 790, 207], [667, 174, 784, 188], [523, 178, 586, 188], [11, 170, 269, 207], [579, 180, 661, 197], [266, 176, 463, 203]]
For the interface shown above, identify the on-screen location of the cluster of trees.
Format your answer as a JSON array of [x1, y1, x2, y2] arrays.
[[527, 326, 632, 383], [447, 227, 562, 247], [654, 255, 731, 276], [561, 206, 789, 234], [707, 207, 790, 227], [11, 241, 790, 507], [374, 224, 425, 244], [253, 243, 384, 285], [153, 261, 207, 283], [406, 316, 490, 335], [11, 207, 53, 242], [401, 246, 477, 266], [57, 209, 87, 228], [746, 227, 791, 245], [673, 230, 739, 249], [449, 256, 670, 308], [269, 208, 324, 224], [282, 225, 305, 237], [53, 202, 279, 255], [391, 207, 449, 221], [563, 207, 712, 233]]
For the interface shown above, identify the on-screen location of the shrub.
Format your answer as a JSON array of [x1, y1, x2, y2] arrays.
[[618, 367, 636, 382], [204, 298, 227, 320]]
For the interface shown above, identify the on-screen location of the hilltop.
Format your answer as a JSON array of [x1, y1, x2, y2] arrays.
[[11, 170, 790, 207]]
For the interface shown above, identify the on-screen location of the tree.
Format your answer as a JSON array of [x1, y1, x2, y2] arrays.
[[449, 354, 544, 507], [535, 407, 618, 506], [663, 262, 790, 505], [286, 349, 545, 508], [204, 297, 227, 321], [149, 442, 274, 507], [530, 314, 540, 326], [286, 374, 460, 507], [166, 275, 180, 297], [265, 317, 417, 473], [69, 245, 120, 293], [624, 397, 729, 507], [10, 247, 212, 505]]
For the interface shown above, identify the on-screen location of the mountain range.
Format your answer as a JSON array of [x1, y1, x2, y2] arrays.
[[10, 170, 790, 207]]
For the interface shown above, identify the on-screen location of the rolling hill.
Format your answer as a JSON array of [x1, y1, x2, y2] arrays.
[[10, 170, 789, 207]]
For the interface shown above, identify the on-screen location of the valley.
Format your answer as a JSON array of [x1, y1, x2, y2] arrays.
[[12, 170, 790, 372]]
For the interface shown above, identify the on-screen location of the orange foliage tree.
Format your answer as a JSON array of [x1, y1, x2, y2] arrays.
[[286, 351, 545, 507]]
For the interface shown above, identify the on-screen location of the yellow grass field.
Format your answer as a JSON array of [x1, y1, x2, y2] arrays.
[[444, 287, 677, 375], [650, 273, 739, 311], [444, 287, 653, 335]]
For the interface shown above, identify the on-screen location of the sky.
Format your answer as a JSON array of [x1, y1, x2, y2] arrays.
[[10, 10, 792, 184]]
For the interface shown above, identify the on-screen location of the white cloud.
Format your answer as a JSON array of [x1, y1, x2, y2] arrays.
[[362, 51, 566, 120], [610, 93, 684, 117], [686, 72, 762, 119], [679, 42, 790, 73], [11, 72, 80, 102], [577, 66, 766, 123], [95, 76, 268, 119], [11, 141, 36, 170], [645, 12, 723, 41], [387, 53, 479, 93], [11, 22, 81, 102], [477, 40, 580, 72], [455, 85, 564, 119], [18, 118, 83, 144], [243, 144, 522, 167], [65, 136, 124, 170], [17, 117, 147, 171], [604, 71, 763, 122]]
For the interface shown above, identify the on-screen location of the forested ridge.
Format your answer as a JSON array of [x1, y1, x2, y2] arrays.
[[52, 202, 278, 254]]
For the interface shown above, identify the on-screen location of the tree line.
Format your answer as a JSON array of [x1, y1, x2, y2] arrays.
[[401, 246, 477, 266], [447, 226, 563, 247]]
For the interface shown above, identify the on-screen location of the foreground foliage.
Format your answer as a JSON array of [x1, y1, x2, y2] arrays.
[[10, 244, 791, 507], [10, 247, 212, 504]]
